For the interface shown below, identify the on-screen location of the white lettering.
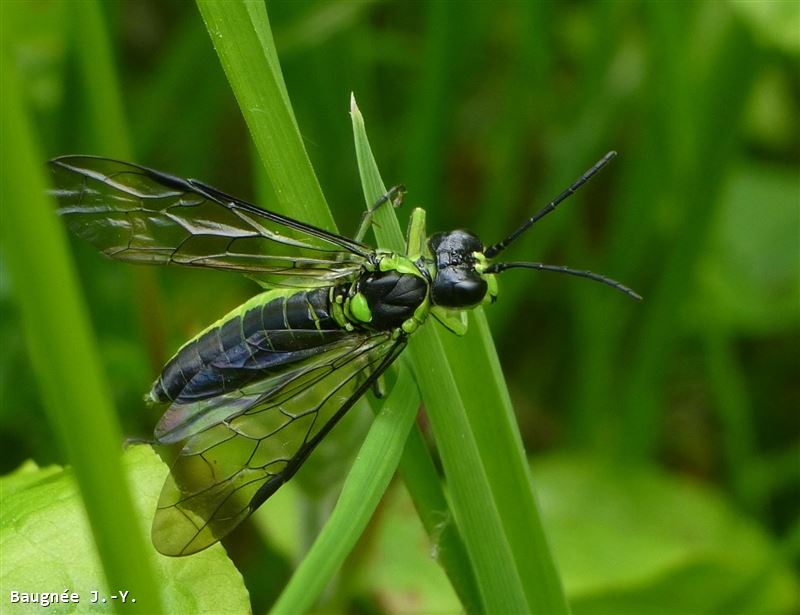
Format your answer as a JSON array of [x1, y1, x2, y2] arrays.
[[8, 589, 82, 605]]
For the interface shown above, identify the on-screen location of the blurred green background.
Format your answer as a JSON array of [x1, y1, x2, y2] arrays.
[[2, 1, 798, 613]]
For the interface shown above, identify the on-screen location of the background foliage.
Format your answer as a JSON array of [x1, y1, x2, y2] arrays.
[[2, 1, 798, 613]]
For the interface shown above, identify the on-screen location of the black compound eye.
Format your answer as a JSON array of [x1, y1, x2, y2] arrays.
[[431, 270, 488, 308]]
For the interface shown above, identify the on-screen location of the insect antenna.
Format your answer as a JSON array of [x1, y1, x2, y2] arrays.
[[484, 151, 617, 259], [485, 261, 642, 301]]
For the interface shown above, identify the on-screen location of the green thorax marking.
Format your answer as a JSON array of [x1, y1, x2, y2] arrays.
[[337, 252, 431, 334], [349, 292, 372, 323]]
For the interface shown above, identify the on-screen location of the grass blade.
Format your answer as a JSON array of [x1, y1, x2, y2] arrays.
[[0, 50, 163, 614], [352, 97, 566, 613], [196, 6, 431, 612], [197, 3, 566, 611], [392, 423, 483, 613], [196, 0, 333, 230], [270, 365, 420, 614]]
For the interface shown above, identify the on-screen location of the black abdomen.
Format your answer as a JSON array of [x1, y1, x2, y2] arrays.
[[150, 287, 347, 404]]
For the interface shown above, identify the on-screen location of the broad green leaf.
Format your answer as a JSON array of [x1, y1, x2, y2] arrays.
[[534, 454, 799, 614], [0, 445, 249, 614]]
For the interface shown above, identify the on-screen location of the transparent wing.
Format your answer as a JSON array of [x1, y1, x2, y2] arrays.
[[151, 331, 406, 556], [49, 156, 370, 288]]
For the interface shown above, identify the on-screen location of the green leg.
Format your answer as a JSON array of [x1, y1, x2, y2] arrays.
[[371, 374, 387, 399], [354, 184, 406, 243], [405, 207, 428, 260]]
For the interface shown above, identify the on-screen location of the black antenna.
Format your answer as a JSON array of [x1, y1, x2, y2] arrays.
[[485, 261, 642, 301], [484, 151, 617, 259]]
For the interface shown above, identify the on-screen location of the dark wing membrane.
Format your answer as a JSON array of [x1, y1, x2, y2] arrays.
[[151, 331, 406, 556], [49, 156, 370, 288]]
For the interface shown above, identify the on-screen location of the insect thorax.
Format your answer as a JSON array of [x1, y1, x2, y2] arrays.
[[357, 270, 429, 329], [334, 255, 431, 334]]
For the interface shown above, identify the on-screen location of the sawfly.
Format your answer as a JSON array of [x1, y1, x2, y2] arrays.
[[49, 151, 639, 556]]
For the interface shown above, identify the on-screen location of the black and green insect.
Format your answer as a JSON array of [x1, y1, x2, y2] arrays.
[[49, 151, 639, 556]]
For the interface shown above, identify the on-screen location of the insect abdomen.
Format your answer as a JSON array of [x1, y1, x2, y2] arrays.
[[150, 287, 345, 404]]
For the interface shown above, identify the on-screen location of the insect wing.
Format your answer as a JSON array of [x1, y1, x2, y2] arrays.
[[153, 328, 359, 445], [151, 332, 406, 556], [49, 156, 369, 288]]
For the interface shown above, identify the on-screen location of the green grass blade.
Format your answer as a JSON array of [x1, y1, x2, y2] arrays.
[[129, 18, 221, 160], [348, 98, 481, 611], [442, 309, 573, 609], [352, 98, 568, 614], [196, 7, 426, 611], [618, 16, 759, 460], [270, 364, 420, 614], [67, 0, 168, 375], [393, 422, 483, 613], [195, 0, 333, 230], [70, 1, 133, 157], [704, 331, 756, 507], [341, 95, 483, 609], [0, 51, 163, 614], [197, 4, 565, 612]]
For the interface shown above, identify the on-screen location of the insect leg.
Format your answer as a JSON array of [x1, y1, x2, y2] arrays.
[[371, 374, 387, 398], [405, 207, 428, 260], [123, 436, 156, 449], [354, 185, 406, 243]]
